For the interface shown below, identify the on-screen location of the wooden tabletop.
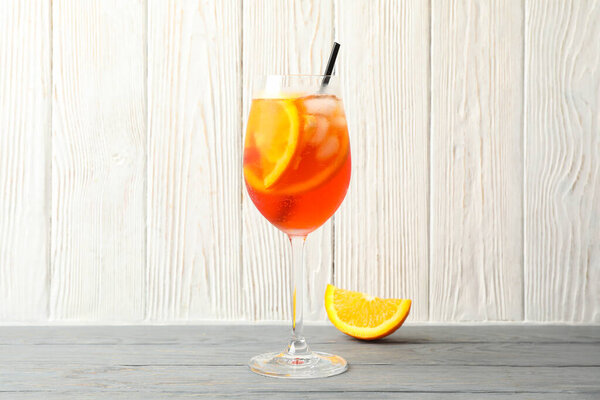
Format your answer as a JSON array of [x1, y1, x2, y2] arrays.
[[1, 325, 598, 399]]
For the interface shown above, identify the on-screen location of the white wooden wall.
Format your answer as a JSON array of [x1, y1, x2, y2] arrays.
[[0, 0, 598, 323]]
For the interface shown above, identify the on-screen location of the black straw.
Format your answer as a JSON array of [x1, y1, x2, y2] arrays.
[[320, 42, 340, 91]]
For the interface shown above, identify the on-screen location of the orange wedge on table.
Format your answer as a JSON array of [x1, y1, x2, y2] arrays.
[[325, 284, 411, 340], [243, 99, 299, 191]]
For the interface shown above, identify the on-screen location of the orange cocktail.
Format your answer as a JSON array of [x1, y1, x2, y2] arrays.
[[245, 72, 350, 379], [243, 94, 351, 235]]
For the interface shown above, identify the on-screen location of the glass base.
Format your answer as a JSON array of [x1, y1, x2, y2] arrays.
[[249, 351, 348, 379]]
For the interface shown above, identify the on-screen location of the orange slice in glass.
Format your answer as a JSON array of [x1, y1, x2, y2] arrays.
[[243, 99, 299, 190], [324, 284, 411, 340]]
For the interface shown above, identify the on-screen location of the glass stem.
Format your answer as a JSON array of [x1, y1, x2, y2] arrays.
[[287, 234, 310, 356]]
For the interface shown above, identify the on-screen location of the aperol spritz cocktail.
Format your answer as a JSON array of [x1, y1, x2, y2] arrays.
[[244, 75, 350, 379], [244, 89, 350, 235]]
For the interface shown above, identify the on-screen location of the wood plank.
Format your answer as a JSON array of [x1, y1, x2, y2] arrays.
[[241, 0, 335, 321], [2, 341, 598, 367], [1, 327, 597, 397], [1, 325, 597, 345], [524, 0, 600, 322], [1, 364, 598, 394], [2, 393, 598, 400], [146, 0, 242, 320], [333, 0, 429, 321], [51, 0, 146, 320], [0, 1, 50, 321], [430, 0, 524, 321]]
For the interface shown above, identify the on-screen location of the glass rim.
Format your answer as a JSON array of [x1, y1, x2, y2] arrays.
[[254, 74, 341, 97]]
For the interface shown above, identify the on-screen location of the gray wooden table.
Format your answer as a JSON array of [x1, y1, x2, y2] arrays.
[[0, 325, 598, 399]]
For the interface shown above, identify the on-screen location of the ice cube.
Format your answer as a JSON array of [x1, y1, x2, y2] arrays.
[[302, 96, 339, 116], [317, 136, 340, 160], [333, 116, 347, 129], [310, 117, 329, 144]]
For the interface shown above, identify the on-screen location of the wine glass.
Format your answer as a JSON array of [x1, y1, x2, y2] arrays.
[[243, 75, 351, 378]]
